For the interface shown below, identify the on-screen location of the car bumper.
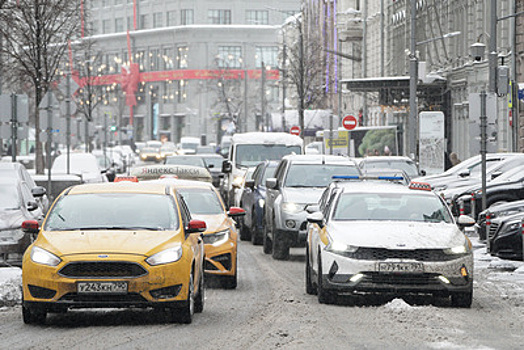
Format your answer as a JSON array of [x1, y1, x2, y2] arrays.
[[320, 251, 473, 296], [491, 231, 523, 260], [204, 239, 237, 276], [0, 229, 32, 267], [22, 253, 192, 308]]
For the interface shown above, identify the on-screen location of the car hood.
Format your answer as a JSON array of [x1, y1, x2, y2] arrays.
[[0, 209, 26, 230], [327, 221, 465, 250], [38, 230, 181, 256], [283, 187, 325, 204], [191, 214, 231, 233]]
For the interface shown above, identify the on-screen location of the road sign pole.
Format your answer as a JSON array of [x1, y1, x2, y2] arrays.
[[46, 92, 53, 197], [66, 73, 71, 174], [10, 93, 17, 162]]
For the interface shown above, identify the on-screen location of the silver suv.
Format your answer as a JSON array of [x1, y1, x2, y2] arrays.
[[263, 155, 360, 260]]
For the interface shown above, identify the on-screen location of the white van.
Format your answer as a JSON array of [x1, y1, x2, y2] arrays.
[[220, 132, 303, 207]]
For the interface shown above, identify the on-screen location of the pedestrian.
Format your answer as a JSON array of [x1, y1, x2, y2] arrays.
[[449, 152, 461, 167], [374, 149, 380, 156]]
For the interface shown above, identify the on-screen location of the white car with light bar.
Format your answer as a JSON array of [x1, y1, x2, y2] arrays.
[[305, 180, 475, 307]]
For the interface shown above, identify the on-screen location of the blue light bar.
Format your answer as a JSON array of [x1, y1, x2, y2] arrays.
[[377, 176, 404, 180], [332, 175, 361, 180]]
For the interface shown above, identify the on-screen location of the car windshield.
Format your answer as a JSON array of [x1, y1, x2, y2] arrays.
[[181, 142, 199, 151], [202, 156, 223, 169], [44, 193, 180, 231], [177, 188, 224, 215], [165, 156, 206, 167], [0, 184, 20, 210], [235, 144, 301, 167], [142, 147, 160, 152], [361, 160, 418, 177], [333, 192, 453, 223], [285, 164, 360, 187]]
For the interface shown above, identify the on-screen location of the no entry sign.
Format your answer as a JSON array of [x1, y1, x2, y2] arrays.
[[290, 125, 301, 135], [342, 115, 358, 130]]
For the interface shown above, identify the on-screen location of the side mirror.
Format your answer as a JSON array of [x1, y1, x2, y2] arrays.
[[31, 186, 46, 198], [491, 171, 503, 180], [306, 211, 324, 227], [22, 220, 39, 234], [266, 178, 278, 189], [222, 160, 232, 173], [419, 169, 427, 176], [186, 219, 207, 233], [228, 207, 246, 217], [457, 215, 476, 228], [305, 204, 320, 214], [458, 170, 470, 178], [207, 164, 215, 169], [27, 201, 39, 212], [245, 179, 255, 189]]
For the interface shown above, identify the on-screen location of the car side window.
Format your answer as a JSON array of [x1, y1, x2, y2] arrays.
[[323, 191, 338, 219], [273, 160, 287, 182], [176, 193, 192, 231]]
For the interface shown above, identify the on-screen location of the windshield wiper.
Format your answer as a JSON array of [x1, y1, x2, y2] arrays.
[[71, 226, 164, 231]]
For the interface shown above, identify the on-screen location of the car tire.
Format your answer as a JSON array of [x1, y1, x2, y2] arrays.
[[194, 271, 205, 313], [239, 217, 251, 241], [317, 255, 335, 304], [222, 261, 238, 289], [262, 216, 272, 254], [174, 272, 195, 324], [451, 291, 472, 308], [305, 247, 316, 295], [272, 229, 290, 260], [22, 304, 47, 325], [251, 209, 263, 246]]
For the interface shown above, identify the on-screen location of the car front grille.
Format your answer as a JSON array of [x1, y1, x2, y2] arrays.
[[363, 273, 440, 286], [488, 222, 500, 241], [59, 293, 147, 303], [349, 248, 459, 262], [59, 262, 148, 278]]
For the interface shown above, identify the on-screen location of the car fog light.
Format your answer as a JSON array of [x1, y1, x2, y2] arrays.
[[438, 275, 451, 284], [460, 266, 469, 278], [349, 273, 364, 283], [285, 220, 296, 229]]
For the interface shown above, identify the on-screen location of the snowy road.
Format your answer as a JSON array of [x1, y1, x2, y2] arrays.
[[1, 238, 523, 350]]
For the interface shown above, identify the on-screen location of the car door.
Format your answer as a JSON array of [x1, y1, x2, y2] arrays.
[[265, 160, 287, 236], [178, 193, 204, 286]]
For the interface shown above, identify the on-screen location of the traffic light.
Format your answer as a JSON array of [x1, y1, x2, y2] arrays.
[[110, 125, 117, 132]]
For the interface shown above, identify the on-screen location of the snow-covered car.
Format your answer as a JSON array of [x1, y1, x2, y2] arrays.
[[305, 180, 475, 307], [49, 153, 108, 183], [358, 156, 420, 179]]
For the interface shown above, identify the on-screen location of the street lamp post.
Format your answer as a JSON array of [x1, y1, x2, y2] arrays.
[[408, 0, 417, 159]]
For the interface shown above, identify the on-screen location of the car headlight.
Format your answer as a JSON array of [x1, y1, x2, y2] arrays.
[[326, 240, 358, 255], [444, 240, 470, 255], [258, 198, 265, 208], [282, 202, 304, 214], [146, 245, 183, 265], [505, 222, 521, 232], [31, 246, 61, 266], [202, 230, 229, 246]]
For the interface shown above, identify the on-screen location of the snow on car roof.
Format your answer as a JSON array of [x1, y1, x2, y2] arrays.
[[283, 154, 356, 164], [231, 132, 303, 146]]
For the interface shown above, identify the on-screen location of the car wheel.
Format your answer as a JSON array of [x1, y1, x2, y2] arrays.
[[251, 209, 263, 246], [239, 217, 251, 241], [194, 271, 205, 313], [272, 229, 290, 260], [262, 216, 272, 254], [22, 304, 47, 325], [305, 247, 316, 295], [174, 272, 195, 324], [317, 255, 335, 304], [451, 291, 472, 308]]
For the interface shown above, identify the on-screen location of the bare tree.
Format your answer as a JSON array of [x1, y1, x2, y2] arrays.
[[0, 0, 81, 173], [282, 14, 324, 137]]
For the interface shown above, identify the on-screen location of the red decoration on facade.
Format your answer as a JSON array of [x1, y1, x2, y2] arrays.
[[121, 63, 140, 108]]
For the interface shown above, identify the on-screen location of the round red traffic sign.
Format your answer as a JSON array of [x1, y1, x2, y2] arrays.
[[290, 125, 301, 135], [342, 115, 358, 130]]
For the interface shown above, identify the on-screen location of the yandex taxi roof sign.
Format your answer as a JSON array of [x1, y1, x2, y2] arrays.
[[130, 165, 213, 183]]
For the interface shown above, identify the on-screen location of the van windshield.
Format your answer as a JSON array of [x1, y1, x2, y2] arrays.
[[235, 145, 301, 167]]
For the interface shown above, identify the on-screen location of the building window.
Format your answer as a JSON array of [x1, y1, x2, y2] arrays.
[[153, 12, 163, 28], [164, 81, 176, 104], [177, 46, 188, 69], [136, 50, 146, 71], [149, 49, 161, 71], [140, 14, 149, 30], [114, 0, 123, 5], [163, 47, 174, 70], [217, 46, 242, 68], [208, 10, 231, 25], [102, 19, 111, 34], [181, 9, 194, 25], [115, 18, 124, 33], [255, 47, 278, 68], [177, 80, 187, 103], [166, 11, 176, 26], [246, 10, 268, 25], [102, 0, 111, 7], [127, 16, 133, 30]]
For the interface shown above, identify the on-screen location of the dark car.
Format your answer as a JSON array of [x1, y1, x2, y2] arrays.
[[240, 160, 278, 245], [487, 211, 524, 261], [453, 163, 524, 220], [0, 177, 46, 266], [477, 200, 524, 241], [200, 153, 226, 188]]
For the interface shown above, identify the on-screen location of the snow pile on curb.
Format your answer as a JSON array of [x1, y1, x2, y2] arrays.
[[384, 298, 413, 311], [0, 268, 22, 308]]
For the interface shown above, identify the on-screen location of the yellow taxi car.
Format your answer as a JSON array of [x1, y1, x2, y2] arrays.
[[156, 178, 245, 289], [21, 181, 206, 324]]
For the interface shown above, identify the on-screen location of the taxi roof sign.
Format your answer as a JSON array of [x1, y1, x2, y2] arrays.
[[408, 181, 432, 191], [114, 176, 138, 183], [130, 164, 213, 183]]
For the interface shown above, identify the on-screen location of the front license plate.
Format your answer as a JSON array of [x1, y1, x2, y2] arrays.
[[77, 281, 128, 294], [377, 262, 424, 273]]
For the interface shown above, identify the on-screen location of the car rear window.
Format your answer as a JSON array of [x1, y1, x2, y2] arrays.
[[177, 188, 224, 215]]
